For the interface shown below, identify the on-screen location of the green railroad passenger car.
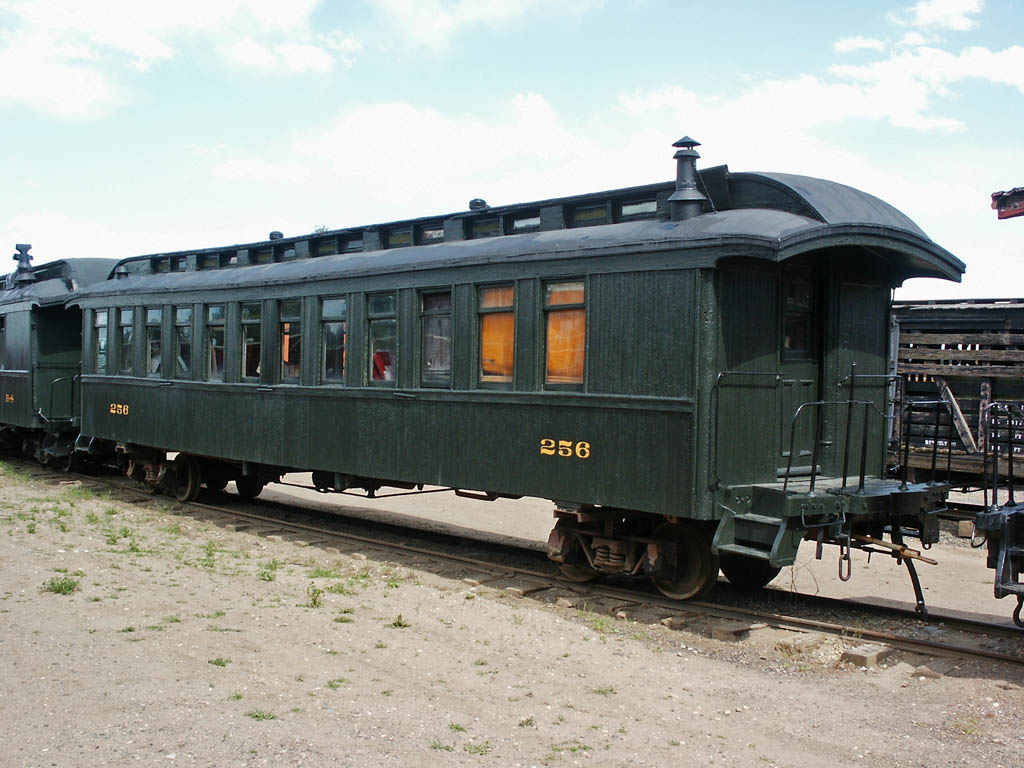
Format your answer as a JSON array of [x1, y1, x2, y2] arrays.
[[70, 138, 964, 600], [0, 248, 113, 464]]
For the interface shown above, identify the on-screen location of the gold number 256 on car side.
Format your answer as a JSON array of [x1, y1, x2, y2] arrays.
[[539, 439, 590, 459]]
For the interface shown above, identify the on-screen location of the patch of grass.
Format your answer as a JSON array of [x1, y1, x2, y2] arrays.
[[388, 614, 410, 629], [325, 582, 353, 595], [228, 692, 243, 701], [209, 657, 231, 667], [26, 521, 37, 534], [374, 641, 387, 649], [160, 523, 183, 536], [309, 566, 342, 579], [197, 610, 226, 619], [120, 626, 136, 633], [472, 658, 488, 667], [463, 742, 491, 755], [551, 740, 592, 755], [41, 575, 79, 595], [246, 710, 275, 721], [63, 486, 97, 502], [333, 615, 354, 624], [381, 689, 393, 696], [591, 686, 617, 696], [258, 559, 281, 582], [325, 678, 347, 689], [201, 540, 218, 568], [385, 576, 401, 588], [430, 741, 454, 752], [519, 716, 536, 727], [85, 512, 100, 524], [449, 722, 466, 733], [305, 583, 323, 608]]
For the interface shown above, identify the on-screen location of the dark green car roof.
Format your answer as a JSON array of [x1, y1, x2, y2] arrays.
[[1, 258, 117, 308], [76, 168, 964, 300]]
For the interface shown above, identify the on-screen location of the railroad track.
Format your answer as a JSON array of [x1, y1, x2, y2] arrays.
[[15, 458, 1024, 668]]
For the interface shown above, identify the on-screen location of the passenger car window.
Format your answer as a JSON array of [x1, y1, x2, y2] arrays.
[[280, 299, 302, 383], [241, 302, 261, 380], [145, 308, 162, 376], [94, 310, 108, 373], [544, 281, 585, 386], [479, 285, 514, 384], [321, 297, 346, 385], [421, 291, 452, 386], [117, 309, 134, 375], [782, 266, 814, 358], [206, 304, 225, 381], [368, 293, 397, 384], [175, 306, 193, 378]]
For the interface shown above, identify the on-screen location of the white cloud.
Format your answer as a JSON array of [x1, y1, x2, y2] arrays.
[[0, 0, 358, 118], [366, 0, 600, 50], [900, 0, 984, 31], [834, 36, 886, 53], [225, 39, 340, 74], [1, 209, 144, 266]]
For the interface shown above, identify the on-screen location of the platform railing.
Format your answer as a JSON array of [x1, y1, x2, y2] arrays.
[[781, 366, 954, 493]]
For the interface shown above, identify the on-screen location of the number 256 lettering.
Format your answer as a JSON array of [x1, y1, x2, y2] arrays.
[[539, 439, 590, 459]]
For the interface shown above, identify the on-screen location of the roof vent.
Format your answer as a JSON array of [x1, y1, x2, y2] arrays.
[[468, 198, 489, 211], [668, 136, 708, 222], [114, 264, 130, 279], [12, 243, 35, 285], [269, 231, 284, 240]]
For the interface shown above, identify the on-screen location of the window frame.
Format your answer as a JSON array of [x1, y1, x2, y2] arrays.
[[366, 292, 398, 386], [0, 314, 5, 371], [117, 308, 134, 375], [320, 296, 347, 386], [419, 289, 453, 388], [173, 305, 193, 379], [279, 298, 302, 384], [240, 301, 262, 382], [205, 304, 226, 382], [542, 279, 587, 390], [145, 307, 162, 378], [781, 262, 816, 362], [93, 309, 108, 374], [476, 283, 516, 389]]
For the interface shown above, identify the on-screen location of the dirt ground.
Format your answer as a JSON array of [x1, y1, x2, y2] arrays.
[[1, 463, 1022, 768]]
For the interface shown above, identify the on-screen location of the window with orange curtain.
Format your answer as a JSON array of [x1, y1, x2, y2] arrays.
[[279, 299, 302, 384], [479, 285, 514, 384], [545, 281, 585, 385]]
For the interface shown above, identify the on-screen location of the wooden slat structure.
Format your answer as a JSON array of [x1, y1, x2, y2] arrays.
[[893, 299, 1024, 485]]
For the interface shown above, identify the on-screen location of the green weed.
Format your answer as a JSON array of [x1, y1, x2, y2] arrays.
[[258, 559, 281, 582], [305, 583, 323, 608], [41, 575, 79, 595], [309, 566, 341, 579]]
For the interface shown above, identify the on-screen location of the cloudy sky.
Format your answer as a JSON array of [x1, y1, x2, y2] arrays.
[[1, 0, 1020, 298]]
